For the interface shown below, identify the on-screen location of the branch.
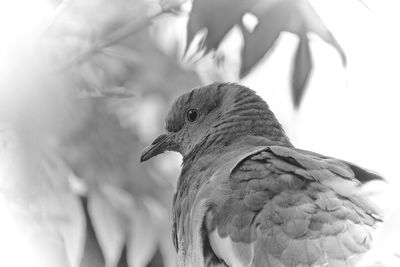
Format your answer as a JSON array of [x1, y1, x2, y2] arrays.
[[56, 5, 173, 73], [357, 0, 371, 11]]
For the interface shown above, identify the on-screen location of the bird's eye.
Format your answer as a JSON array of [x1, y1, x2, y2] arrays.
[[186, 109, 198, 122]]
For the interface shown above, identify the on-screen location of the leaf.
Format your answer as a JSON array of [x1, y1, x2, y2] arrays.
[[87, 188, 128, 267], [240, 3, 291, 77], [87, 184, 172, 267], [57, 192, 86, 267], [127, 197, 167, 267], [186, 0, 346, 107], [287, 0, 346, 65], [292, 33, 312, 108], [187, 0, 256, 54], [80, 195, 106, 267]]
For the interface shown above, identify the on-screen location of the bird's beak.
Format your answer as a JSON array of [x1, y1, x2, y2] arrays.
[[140, 133, 173, 162]]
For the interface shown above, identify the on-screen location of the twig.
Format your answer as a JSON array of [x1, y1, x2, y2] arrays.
[[357, 0, 371, 11], [55, 6, 171, 73]]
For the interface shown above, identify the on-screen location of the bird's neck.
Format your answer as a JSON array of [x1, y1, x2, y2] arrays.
[[182, 134, 290, 174], [183, 87, 292, 165]]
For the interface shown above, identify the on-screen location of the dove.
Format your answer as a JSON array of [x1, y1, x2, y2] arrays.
[[140, 82, 384, 267]]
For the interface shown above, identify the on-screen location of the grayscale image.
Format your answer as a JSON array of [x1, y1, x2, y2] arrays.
[[0, 0, 399, 266]]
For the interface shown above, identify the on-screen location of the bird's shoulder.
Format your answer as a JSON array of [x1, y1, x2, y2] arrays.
[[196, 145, 384, 266]]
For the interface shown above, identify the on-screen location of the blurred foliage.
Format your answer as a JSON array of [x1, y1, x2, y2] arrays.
[[0, 0, 346, 266], [0, 0, 199, 266]]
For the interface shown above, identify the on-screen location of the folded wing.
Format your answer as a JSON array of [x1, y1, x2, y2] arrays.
[[202, 146, 383, 267]]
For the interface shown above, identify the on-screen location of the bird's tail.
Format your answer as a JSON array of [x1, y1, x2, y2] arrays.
[[357, 179, 400, 266]]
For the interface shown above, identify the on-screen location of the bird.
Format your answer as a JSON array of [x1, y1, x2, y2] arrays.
[[140, 82, 385, 267]]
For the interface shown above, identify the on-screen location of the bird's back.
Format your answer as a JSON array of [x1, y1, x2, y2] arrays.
[[177, 143, 383, 267]]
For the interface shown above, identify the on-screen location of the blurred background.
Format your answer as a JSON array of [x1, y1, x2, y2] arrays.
[[0, 0, 399, 266]]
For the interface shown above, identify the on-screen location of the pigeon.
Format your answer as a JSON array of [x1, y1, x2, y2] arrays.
[[141, 82, 384, 267]]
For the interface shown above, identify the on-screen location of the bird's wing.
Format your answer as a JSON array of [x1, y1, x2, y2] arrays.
[[194, 145, 384, 267]]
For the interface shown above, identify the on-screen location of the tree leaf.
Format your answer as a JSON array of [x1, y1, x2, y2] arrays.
[[187, 0, 256, 54], [186, 0, 346, 107], [286, 0, 346, 66], [55, 193, 86, 267], [87, 188, 127, 267], [240, 3, 291, 77], [127, 197, 165, 267], [291, 34, 312, 108], [80, 195, 106, 267]]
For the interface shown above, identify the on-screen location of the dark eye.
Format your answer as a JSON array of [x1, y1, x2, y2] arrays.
[[186, 109, 198, 122]]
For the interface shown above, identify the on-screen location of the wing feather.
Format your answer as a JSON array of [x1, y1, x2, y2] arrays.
[[197, 145, 383, 266]]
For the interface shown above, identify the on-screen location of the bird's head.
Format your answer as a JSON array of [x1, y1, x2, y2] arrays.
[[140, 82, 288, 162]]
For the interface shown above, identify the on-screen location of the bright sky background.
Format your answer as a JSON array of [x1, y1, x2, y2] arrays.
[[243, 0, 400, 188]]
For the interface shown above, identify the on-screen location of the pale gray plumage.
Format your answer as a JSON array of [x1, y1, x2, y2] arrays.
[[141, 82, 384, 267]]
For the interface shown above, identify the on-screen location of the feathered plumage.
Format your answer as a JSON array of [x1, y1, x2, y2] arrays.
[[141, 83, 384, 267]]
